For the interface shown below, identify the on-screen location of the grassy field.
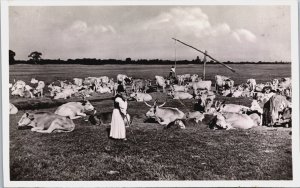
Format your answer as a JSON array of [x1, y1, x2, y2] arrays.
[[9, 64, 292, 180]]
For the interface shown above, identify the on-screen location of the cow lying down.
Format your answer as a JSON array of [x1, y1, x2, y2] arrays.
[[210, 112, 259, 130], [144, 100, 186, 129], [10, 103, 18, 114], [185, 111, 205, 123], [18, 112, 75, 133], [55, 101, 95, 119]]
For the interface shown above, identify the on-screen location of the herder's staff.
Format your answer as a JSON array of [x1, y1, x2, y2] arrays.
[[124, 113, 137, 143]]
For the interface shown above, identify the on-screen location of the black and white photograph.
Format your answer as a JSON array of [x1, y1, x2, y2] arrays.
[[1, 0, 299, 187]]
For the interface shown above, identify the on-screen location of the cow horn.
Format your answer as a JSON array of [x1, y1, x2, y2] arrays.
[[158, 102, 166, 107], [144, 101, 152, 107]]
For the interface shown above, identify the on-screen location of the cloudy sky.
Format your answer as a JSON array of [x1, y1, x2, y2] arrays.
[[9, 6, 291, 61]]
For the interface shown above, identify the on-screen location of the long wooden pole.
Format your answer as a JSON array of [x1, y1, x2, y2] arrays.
[[172, 38, 236, 73], [203, 50, 207, 80]]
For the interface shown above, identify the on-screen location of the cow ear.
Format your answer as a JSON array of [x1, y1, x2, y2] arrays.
[[26, 112, 29, 117], [28, 114, 34, 120], [82, 101, 87, 105]]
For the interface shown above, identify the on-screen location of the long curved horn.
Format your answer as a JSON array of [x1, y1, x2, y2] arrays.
[[144, 101, 152, 107], [158, 102, 166, 107]]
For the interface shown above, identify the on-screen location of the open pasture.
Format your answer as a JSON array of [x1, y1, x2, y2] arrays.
[[9, 64, 292, 180]]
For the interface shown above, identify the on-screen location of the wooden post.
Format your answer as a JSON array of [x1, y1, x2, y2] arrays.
[[203, 50, 207, 80]]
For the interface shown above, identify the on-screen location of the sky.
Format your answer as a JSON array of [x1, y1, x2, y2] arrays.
[[9, 6, 291, 62]]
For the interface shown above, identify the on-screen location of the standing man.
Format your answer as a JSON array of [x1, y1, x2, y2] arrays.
[[169, 65, 176, 78]]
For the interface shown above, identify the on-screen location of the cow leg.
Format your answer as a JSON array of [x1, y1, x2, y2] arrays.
[[31, 127, 43, 132], [77, 112, 87, 117], [70, 116, 82, 120], [35, 120, 63, 133]]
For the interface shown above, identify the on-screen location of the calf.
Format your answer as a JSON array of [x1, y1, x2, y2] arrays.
[[18, 112, 75, 133]]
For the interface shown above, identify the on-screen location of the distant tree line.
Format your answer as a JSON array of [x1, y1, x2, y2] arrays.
[[9, 50, 291, 65]]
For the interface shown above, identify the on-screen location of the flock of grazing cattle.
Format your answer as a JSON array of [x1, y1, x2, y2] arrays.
[[10, 72, 292, 133]]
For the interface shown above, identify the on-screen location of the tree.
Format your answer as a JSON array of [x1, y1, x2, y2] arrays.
[[125, 57, 132, 63], [9, 50, 16, 64], [28, 51, 42, 64]]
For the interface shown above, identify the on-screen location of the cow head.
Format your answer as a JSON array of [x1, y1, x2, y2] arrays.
[[144, 100, 166, 118], [214, 100, 226, 112], [82, 100, 95, 111], [129, 92, 137, 98], [210, 112, 231, 129], [250, 100, 263, 114], [18, 112, 35, 128]]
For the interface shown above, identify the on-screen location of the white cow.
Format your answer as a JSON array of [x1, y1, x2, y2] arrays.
[[96, 85, 112, 93], [117, 74, 132, 85], [54, 88, 75, 99], [215, 75, 234, 93], [216, 102, 249, 114], [130, 92, 152, 102], [10, 103, 18, 114], [246, 79, 256, 92], [34, 81, 45, 97], [30, 78, 39, 84], [189, 80, 212, 91], [155, 76, 166, 92], [169, 91, 193, 100], [191, 74, 199, 82], [171, 85, 189, 92], [212, 112, 258, 130], [145, 100, 186, 129], [73, 78, 83, 86], [11, 80, 26, 92], [18, 112, 75, 133], [186, 111, 205, 123], [55, 101, 95, 119]]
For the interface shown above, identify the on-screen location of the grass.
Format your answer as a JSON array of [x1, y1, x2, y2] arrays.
[[9, 64, 292, 180]]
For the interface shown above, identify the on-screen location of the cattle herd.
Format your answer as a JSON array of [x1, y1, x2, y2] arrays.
[[10, 72, 292, 133]]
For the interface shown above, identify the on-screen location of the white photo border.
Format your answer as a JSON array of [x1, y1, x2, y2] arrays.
[[1, 0, 299, 187]]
